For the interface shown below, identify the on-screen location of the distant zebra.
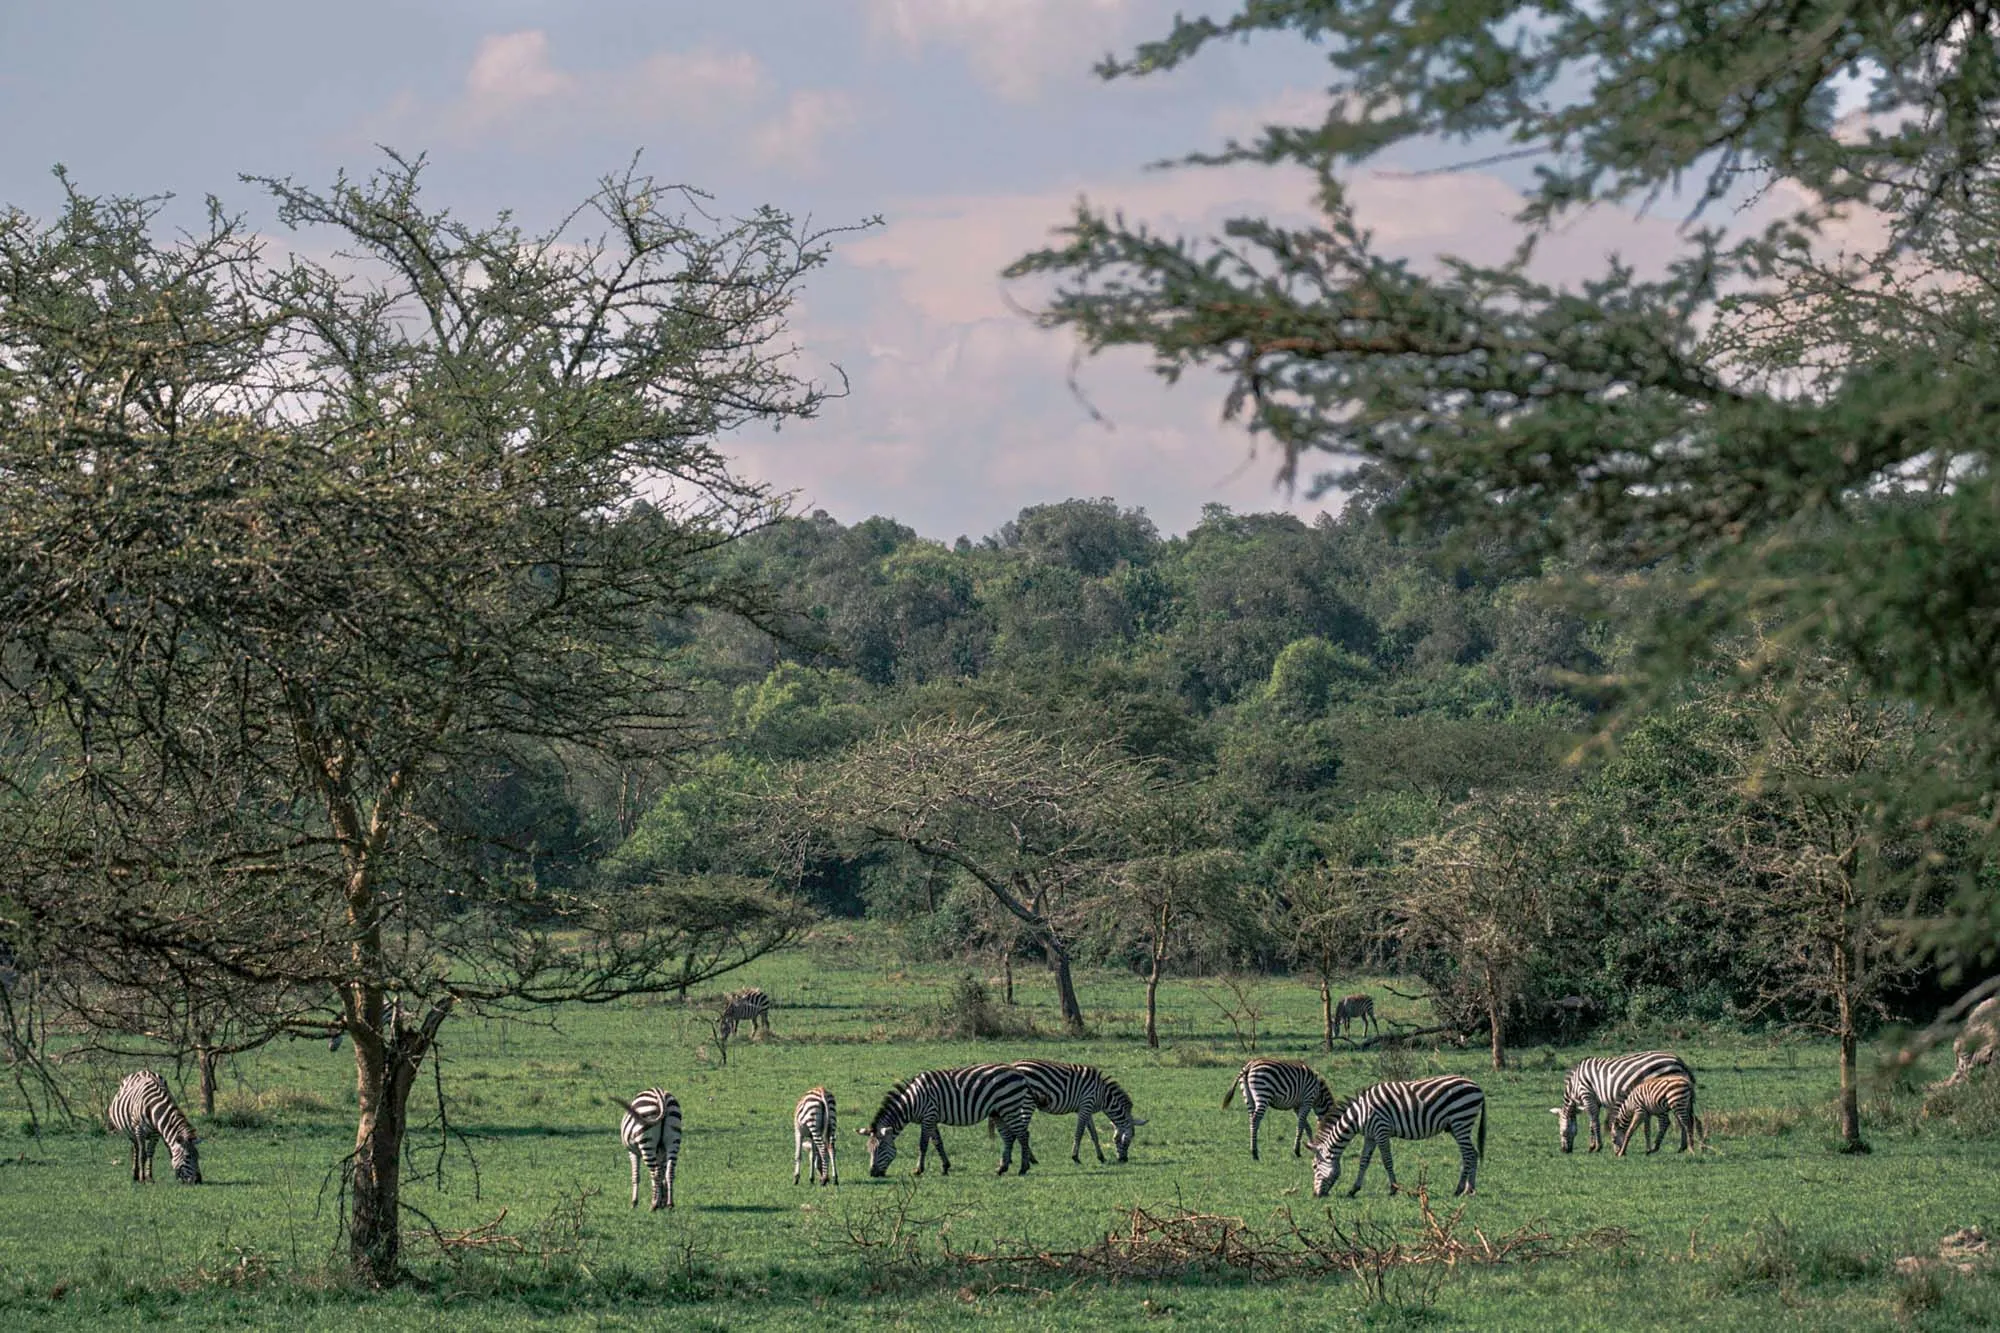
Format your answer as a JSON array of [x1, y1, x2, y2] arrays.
[[1610, 1073, 1703, 1156], [1333, 993, 1378, 1039], [794, 1086, 837, 1186], [106, 1070, 202, 1185], [719, 987, 772, 1042], [1311, 1075, 1486, 1198], [860, 1064, 1035, 1177], [1223, 1059, 1336, 1160], [615, 1088, 683, 1210], [1009, 1060, 1145, 1164], [1552, 1051, 1694, 1153]]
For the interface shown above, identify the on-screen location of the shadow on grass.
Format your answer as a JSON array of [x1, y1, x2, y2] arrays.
[[695, 1203, 788, 1214]]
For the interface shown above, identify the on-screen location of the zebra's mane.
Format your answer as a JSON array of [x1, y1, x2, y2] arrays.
[[871, 1079, 916, 1127]]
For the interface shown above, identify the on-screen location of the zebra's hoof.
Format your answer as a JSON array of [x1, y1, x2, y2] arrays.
[[1346, 1186, 1361, 1199]]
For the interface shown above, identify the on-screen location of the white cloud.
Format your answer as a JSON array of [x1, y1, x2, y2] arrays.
[[461, 31, 573, 127], [750, 90, 863, 172], [866, 0, 1140, 102]]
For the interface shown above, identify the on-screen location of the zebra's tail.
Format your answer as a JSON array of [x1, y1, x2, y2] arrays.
[[1222, 1073, 1241, 1109], [1477, 1100, 1487, 1160], [607, 1095, 655, 1123]]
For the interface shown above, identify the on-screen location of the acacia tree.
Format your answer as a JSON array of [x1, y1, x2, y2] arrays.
[[1702, 663, 1944, 1152], [0, 157, 833, 1283], [775, 717, 1160, 1033], [1274, 862, 1372, 1052], [1011, 1, 2000, 973], [1388, 795, 1563, 1070], [1105, 845, 1246, 1048]]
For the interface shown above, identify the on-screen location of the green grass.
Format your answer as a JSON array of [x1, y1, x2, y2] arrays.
[[3, 929, 1997, 1329]]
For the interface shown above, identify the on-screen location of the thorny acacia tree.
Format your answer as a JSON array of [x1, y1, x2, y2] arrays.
[[775, 717, 1162, 1033], [1703, 662, 1946, 1152], [0, 156, 834, 1283], [1011, 1, 2000, 972]]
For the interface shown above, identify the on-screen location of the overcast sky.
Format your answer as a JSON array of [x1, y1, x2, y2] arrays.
[[1, 0, 1698, 541]]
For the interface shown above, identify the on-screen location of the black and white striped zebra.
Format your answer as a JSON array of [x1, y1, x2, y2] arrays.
[[1009, 1060, 1145, 1164], [860, 1064, 1035, 1177], [107, 1070, 202, 1184], [1610, 1072, 1703, 1156], [1223, 1058, 1336, 1160], [1310, 1075, 1486, 1198], [719, 987, 772, 1042], [1551, 1051, 1694, 1153], [1333, 993, 1378, 1039], [794, 1086, 837, 1185], [615, 1088, 683, 1210]]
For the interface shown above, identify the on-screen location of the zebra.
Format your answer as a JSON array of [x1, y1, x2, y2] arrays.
[[614, 1088, 683, 1210], [1223, 1059, 1336, 1160], [1310, 1075, 1486, 1198], [1551, 1051, 1695, 1153], [106, 1070, 202, 1185], [1610, 1072, 1703, 1156], [794, 1086, 837, 1186], [1008, 1060, 1145, 1164], [1332, 993, 1378, 1039], [719, 987, 772, 1042], [860, 1064, 1035, 1177]]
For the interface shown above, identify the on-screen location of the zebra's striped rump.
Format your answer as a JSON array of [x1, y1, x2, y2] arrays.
[[862, 1064, 1035, 1177], [1311, 1075, 1485, 1199], [617, 1087, 683, 1211], [1553, 1051, 1693, 1153], [1611, 1073, 1702, 1156], [795, 1086, 837, 1185], [1224, 1059, 1336, 1160], [1009, 1060, 1145, 1164], [107, 1070, 201, 1185]]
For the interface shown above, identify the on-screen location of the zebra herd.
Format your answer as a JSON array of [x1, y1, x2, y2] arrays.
[[99, 982, 1706, 1211]]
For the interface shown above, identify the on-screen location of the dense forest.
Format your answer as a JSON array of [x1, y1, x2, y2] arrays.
[[472, 491, 1985, 1071]]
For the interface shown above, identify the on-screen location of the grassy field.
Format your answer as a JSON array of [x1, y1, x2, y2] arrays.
[[3, 929, 1997, 1330]]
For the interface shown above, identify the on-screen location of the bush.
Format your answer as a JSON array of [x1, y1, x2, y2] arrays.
[[920, 975, 1033, 1040]]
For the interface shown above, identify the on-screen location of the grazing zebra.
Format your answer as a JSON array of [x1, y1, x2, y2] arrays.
[[794, 1086, 837, 1186], [1310, 1075, 1486, 1198], [1333, 993, 1378, 1039], [106, 1070, 202, 1185], [1223, 1059, 1336, 1160], [718, 987, 772, 1042], [1610, 1073, 1703, 1156], [615, 1088, 683, 1210], [1008, 1060, 1145, 1164], [860, 1064, 1035, 1177], [1551, 1051, 1694, 1153]]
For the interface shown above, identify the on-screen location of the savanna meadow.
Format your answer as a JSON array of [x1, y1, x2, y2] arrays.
[[5, 937, 2000, 1331], [9, 1, 2000, 1330]]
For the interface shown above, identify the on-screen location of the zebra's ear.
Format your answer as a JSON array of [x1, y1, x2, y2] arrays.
[[1129, 1118, 1148, 1127]]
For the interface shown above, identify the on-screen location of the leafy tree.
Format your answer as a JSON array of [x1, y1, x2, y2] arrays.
[[1009, 0, 2000, 967], [773, 717, 1162, 1032], [0, 157, 836, 1283]]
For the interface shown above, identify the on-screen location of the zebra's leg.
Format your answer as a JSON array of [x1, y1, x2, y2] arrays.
[[631, 1147, 642, 1207], [1345, 1134, 1377, 1198], [1646, 1110, 1666, 1154], [795, 1121, 805, 1185], [662, 1156, 675, 1211], [1379, 1136, 1399, 1194], [1293, 1107, 1311, 1157], [1676, 1105, 1692, 1152], [129, 1135, 141, 1183], [1017, 1118, 1032, 1176], [1453, 1126, 1478, 1195], [1082, 1112, 1105, 1164], [933, 1124, 952, 1176], [1586, 1097, 1605, 1152], [141, 1133, 156, 1183], [996, 1123, 1014, 1176], [1249, 1105, 1264, 1161]]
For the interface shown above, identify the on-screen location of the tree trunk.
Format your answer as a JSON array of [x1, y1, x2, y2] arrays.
[[1836, 970, 1866, 1152], [1320, 974, 1334, 1052], [1002, 951, 1014, 1006], [1484, 967, 1506, 1070], [1043, 932, 1085, 1034], [1145, 951, 1163, 1050], [347, 995, 454, 1285], [197, 1047, 219, 1117]]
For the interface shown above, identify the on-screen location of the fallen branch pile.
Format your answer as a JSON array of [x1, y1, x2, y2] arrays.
[[937, 1184, 1628, 1283]]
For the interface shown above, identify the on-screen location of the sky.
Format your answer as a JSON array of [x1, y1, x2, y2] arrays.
[[0, 0, 1699, 542]]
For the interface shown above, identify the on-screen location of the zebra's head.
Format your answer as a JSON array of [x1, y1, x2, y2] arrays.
[[859, 1120, 900, 1176], [168, 1133, 203, 1185], [1551, 1103, 1578, 1153], [1309, 1129, 1342, 1198], [718, 1014, 738, 1042], [1104, 1082, 1143, 1162]]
